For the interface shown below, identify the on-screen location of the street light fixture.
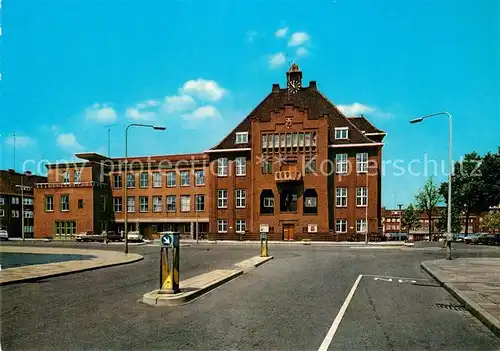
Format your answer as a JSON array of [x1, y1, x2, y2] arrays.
[[124, 124, 166, 254], [409, 112, 453, 260]]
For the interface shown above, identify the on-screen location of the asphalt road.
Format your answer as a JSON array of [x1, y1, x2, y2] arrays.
[[1, 243, 500, 350]]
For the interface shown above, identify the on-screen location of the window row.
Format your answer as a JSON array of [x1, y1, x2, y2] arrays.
[[259, 189, 318, 214], [114, 195, 206, 213], [0, 197, 34, 206], [217, 157, 246, 177], [217, 219, 246, 233], [45, 195, 107, 212], [335, 219, 367, 233], [0, 209, 34, 218], [335, 153, 369, 174], [261, 132, 317, 151], [60, 170, 81, 183], [336, 187, 368, 207], [112, 170, 206, 189], [217, 189, 246, 209]]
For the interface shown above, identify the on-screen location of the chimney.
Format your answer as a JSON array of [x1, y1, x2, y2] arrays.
[[272, 84, 280, 93], [309, 81, 317, 90]]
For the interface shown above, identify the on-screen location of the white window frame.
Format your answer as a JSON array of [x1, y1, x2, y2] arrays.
[[356, 187, 368, 207], [113, 174, 122, 188], [139, 196, 149, 212], [263, 197, 274, 208], [195, 194, 205, 212], [218, 189, 228, 209], [336, 188, 347, 207], [45, 195, 54, 212], [235, 157, 246, 176], [0, 209, 4, 217], [356, 219, 367, 233], [180, 171, 190, 186], [152, 196, 162, 212], [61, 195, 69, 212], [166, 196, 176, 212], [62, 170, 70, 183], [74, 170, 81, 183], [195, 170, 205, 186], [113, 197, 122, 212], [218, 158, 228, 177], [335, 127, 349, 140], [217, 219, 228, 233], [127, 197, 136, 213], [304, 196, 317, 208], [166, 172, 176, 187], [336, 219, 347, 233], [235, 189, 246, 208], [24, 210, 34, 218], [127, 173, 136, 188], [262, 134, 268, 149], [140, 172, 149, 188], [0, 197, 4, 205], [356, 153, 368, 173], [235, 132, 249, 144], [12, 210, 20, 218], [11, 197, 19, 205], [152, 172, 162, 188], [180, 195, 191, 212], [236, 219, 246, 234], [336, 154, 348, 174]]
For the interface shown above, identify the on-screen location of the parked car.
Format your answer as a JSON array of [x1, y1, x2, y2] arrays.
[[127, 231, 143, 242], [464, 234, 481, 244], [453, 233, 466, 242], [75, 231, 105, 242], [104, 231, 123, 242], [0, 229, 9, 241], [477, 233, 500, 246]]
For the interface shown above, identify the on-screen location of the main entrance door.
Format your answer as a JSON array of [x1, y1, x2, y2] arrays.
[[283, 224, 295, 241]]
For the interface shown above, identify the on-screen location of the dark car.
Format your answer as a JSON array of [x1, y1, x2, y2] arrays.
[[464, 234, 481, 244], [105, 231, 123, 242], [477, 233, 500, 246]]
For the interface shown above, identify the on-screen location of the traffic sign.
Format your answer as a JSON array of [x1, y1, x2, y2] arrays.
[[161, 234, 173, 247]]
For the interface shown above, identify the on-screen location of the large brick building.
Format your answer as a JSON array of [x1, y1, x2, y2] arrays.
[[34, 64, 385, 241]]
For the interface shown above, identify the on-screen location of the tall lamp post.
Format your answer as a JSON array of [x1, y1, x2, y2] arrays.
[[124, 124, 166, 254], [409, 112, 453, 260]]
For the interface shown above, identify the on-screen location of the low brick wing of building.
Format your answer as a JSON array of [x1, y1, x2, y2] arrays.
[[34, 64, 385, 241]]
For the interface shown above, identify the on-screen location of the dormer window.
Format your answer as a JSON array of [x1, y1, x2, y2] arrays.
[[335, 127, 349, 140], [235, 132, 249, 144]]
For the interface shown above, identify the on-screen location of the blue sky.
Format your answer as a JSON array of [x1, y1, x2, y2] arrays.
[[1, 0, 499, 207]]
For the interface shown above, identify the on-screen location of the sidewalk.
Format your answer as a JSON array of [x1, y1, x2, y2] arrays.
[[172, 239, 406, 247], [421, 258, 500, 337]]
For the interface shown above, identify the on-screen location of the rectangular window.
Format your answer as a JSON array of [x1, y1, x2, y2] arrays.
[[12, 210, 19, 218], [262, 159, 273, 174], [280, 134, 286, 148], [23, 210, 34, 218], [262, 134, 268, 149], [195, 170, 205, 186], [236, 219, 246, 234], [100, 195, 106, 211], [218, 189, 228, 208], [286, 133, 292, 147], [195, 195, 205, 212], [60, 195, 69, 211], [235, 189, 246, 208], [180, 171, 190, 186], [23, 197, 34, 205], [299, 133, 304, 147], [336, 219, 347, 233], [78, 199, 85, 209], [335, 127, 349, 139], [113, 174, 122, 188], [152, 172, 162, 187], [336, 188, 347, 207], [336, 154, 348, 174], [312, 131, 317, 146], [166, 196, 176, 212], [356, 153, 369, 173], [24, 226, 34, 233], [356, 187, 368, 207], [0, 209, 4, 217], [0, 197, 4, 205], [45, 195, 54, 211], [274, 134, 279, 148], [356, 219, 367, 233], [62, 170, 70, 183], [305, 158, 316, 174], [304, 197, 317, 207], [140, 172, 149, 188], [139, 196, 149, 212], [218, 158, 228, 176], [236, 132, 249, 144], [113, 197, 122, 212], [153, 196, 162, 212], [263, 197, 274, 208], [293, 133, 298, 147], [180, 195, 190, 212], [127, 173, 136, 188], [167, 172, 176, 187], [74, 170, 81, 182], [305, 132, 311, 147], [127, 197, 136, 213], [11, 197, 19, 205], [217, 219, 228, 233], [235, 157, 246, 176]]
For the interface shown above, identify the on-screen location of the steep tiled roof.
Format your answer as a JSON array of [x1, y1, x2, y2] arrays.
[[211, 85, 380, 150], [0, 170, 47, 195], [348, 116, 385, 134]]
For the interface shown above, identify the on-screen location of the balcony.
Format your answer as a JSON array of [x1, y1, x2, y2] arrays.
[[275, 170, 302, 183]]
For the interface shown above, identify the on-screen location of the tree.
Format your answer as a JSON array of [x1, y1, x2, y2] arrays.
[[415, 177, 442, 241], [436, 207, 461, 234], [480, 148, 500, 208], [402, 204, 419, 234], [482, 212, 500, 233]]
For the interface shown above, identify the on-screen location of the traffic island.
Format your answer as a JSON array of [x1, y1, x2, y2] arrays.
[[142, 255, 274, 306]]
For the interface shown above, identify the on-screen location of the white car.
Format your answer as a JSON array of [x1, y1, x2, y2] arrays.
[[127, 231, 143, 242], [0, 230, 8, 240]]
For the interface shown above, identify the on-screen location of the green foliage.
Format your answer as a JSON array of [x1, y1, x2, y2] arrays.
[[402, 204, 419, 234], [415, 177, 442, 241], [436, 207, 461, 233], [482, 212, 500, 232]]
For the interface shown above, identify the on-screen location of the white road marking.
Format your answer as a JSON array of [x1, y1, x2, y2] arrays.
[[363, 274, 429, 281], [318, 274, 363, 351], [373, 277, 393, 282], [398, 279, 417, 283]]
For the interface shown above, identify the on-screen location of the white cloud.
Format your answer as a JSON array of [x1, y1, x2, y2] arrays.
[[56, 133, 84, 151], [85, 103, 117, 123], [337, 102, 392, 118], [275, 27, 288, 38], [125, 107, 156, 121], [4, 135, 34, 147], [182, 105, 220, 121], [288, 32, 310, 47], [180, 79, 226, 102], [163, 94, 196, 113], [246, 31, 257, 42], [296, 47, 309, 57], [269, 52, 286, 68], [136, 100, 159, 109]]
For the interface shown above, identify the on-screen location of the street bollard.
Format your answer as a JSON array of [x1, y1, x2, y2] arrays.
[[260, 232, 268, 257], [159, 232, 180, 294]]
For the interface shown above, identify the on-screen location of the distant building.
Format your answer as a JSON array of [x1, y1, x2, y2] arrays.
[[0, 169, 47, 238]]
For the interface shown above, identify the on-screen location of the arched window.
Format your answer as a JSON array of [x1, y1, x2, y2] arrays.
[[280, 190, 297, 212], [303, 189, 318, 214], [260, 190, 274, 214]]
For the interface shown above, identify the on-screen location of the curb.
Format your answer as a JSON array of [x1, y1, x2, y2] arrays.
[[142, 270, 244, 306], [0, 255, 144, 286], [421, 261, 500, 338]]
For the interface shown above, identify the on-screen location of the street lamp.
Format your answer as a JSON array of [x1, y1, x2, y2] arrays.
[[124, 124, 166, 254], [409, 112, 453, 260]]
